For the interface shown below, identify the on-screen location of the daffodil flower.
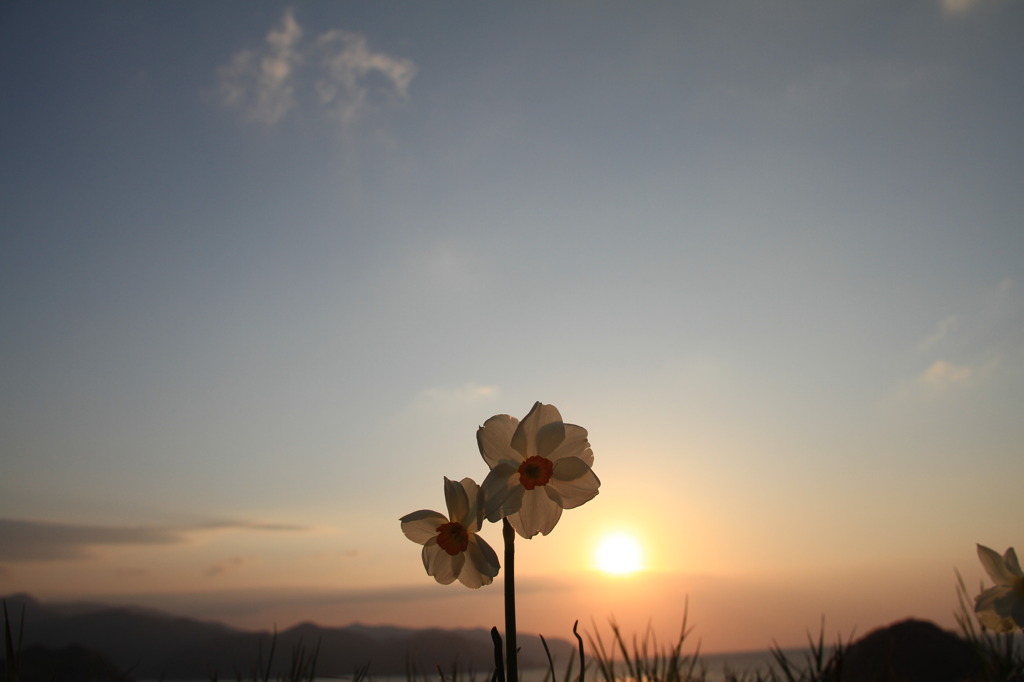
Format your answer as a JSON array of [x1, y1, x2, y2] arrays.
[[400, 477, 500, 588], [478, 402, 600, 539], [975, 543, 1024, 632]]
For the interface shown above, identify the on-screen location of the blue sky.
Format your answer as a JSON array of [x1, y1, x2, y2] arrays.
[[2, 0, 1023, 652]]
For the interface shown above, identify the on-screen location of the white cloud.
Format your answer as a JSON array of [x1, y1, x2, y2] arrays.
[[412, 383, 500, 413], [217, 8, 416, 129], [0, 518, 307, 562], [218, 9, 303, 125], [313, 30, 418, 127], [205, 555, 248, 578], [918, 359, 974, 391], [891, 277, 1023, 405], [889, 357, 1000, 404], [918, 315, 957, 351], [912, 277, 1022, 373], [941, 0, 985, 15]]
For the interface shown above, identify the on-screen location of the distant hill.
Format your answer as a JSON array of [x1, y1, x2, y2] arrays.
[[1, 593, 577, 679]]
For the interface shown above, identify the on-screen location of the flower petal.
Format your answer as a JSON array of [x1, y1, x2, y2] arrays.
[[462, 478, 485, 532], [548, 424, 592, 466], [511, 402, 565, 459], [482, 462, 524, 521], [1003, 547, 1023, 577], [552, 456, 592, 481], [544, 484, 564, 508], [992, 588, 1023, 618], [424, 541, 460, 585], [468, 535, 501, 578], [457, 558, 487, 589], [975, 584, 1021, 632], [421, 537, 438, 572], [535, 422, 567, 459], [978, 609, 1014, 632], [976, 585, 1011, 613], [979, 544, 1018, 587], [509, 488, 562, 538], [1012, 593, 1024, 629], [459, 536, 500, 588], [400, 510, 447, 545], [449, 550, 465, 579], [444, 477, 470, 525], [478, 414, 522, 467], [550, 463, 600, 509], [489, 482, 525, 523]]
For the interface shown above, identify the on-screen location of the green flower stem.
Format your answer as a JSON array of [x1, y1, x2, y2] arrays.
[[503, 518, 518, 682]]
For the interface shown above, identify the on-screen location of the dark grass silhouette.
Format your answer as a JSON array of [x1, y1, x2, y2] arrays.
[[5, 589, 1024, 682], [0, 594, 572, 680], [11, 644, 128, 682]]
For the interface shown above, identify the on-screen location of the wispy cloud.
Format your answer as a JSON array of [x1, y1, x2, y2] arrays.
[[411, 383, 500, 414], [890, 355, 1000, 404], [918, 359, 975, 391], [941, 0, 985, 16], [218, 8, 303, 125], [0, 519, 308, 562], [76, 576, 577, 622], [892, 278, 1022, 402], [918, 315, 958, 351], [218, 8, 416, 129], [113, 567, 152, 579], [0, 519, 182, 561], [919, 278, 1022, 358], [197, 521, 307, 533], [312, 30, 417, 127], [205, 556, 248, 578]]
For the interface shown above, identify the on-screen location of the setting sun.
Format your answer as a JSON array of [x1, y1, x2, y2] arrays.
[[594, 532, 644, 575]]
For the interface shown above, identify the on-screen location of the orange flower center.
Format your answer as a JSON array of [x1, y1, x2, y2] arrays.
[[436, 522, 469, 556], [518, 455, 554, 490]]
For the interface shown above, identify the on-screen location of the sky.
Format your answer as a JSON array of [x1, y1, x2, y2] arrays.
[[1, 0, 1023, 655]]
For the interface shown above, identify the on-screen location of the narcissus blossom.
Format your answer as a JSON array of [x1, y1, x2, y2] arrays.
[[400, 477, 500, 588], [479, 402, 600, 539], [975, 543, 1024, 631]]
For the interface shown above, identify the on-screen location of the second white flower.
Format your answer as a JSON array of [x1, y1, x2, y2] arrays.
[[478, 402, 600, 539]]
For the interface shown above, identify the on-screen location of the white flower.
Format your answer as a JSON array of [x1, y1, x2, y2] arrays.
[[975, 543, 1024, 632], [400, 477, 500, 588], [478, 402, 600, 539]]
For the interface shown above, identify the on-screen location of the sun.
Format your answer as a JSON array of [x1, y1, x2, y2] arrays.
[[594, 532, 643, 575]]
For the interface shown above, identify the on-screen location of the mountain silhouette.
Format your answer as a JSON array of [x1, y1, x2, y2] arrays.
[[839, 618, 983, 682], [1, 593, 576, 679]]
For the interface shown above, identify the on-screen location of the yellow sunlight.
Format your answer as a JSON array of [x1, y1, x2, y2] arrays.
[[594, 531, 644, 575]]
